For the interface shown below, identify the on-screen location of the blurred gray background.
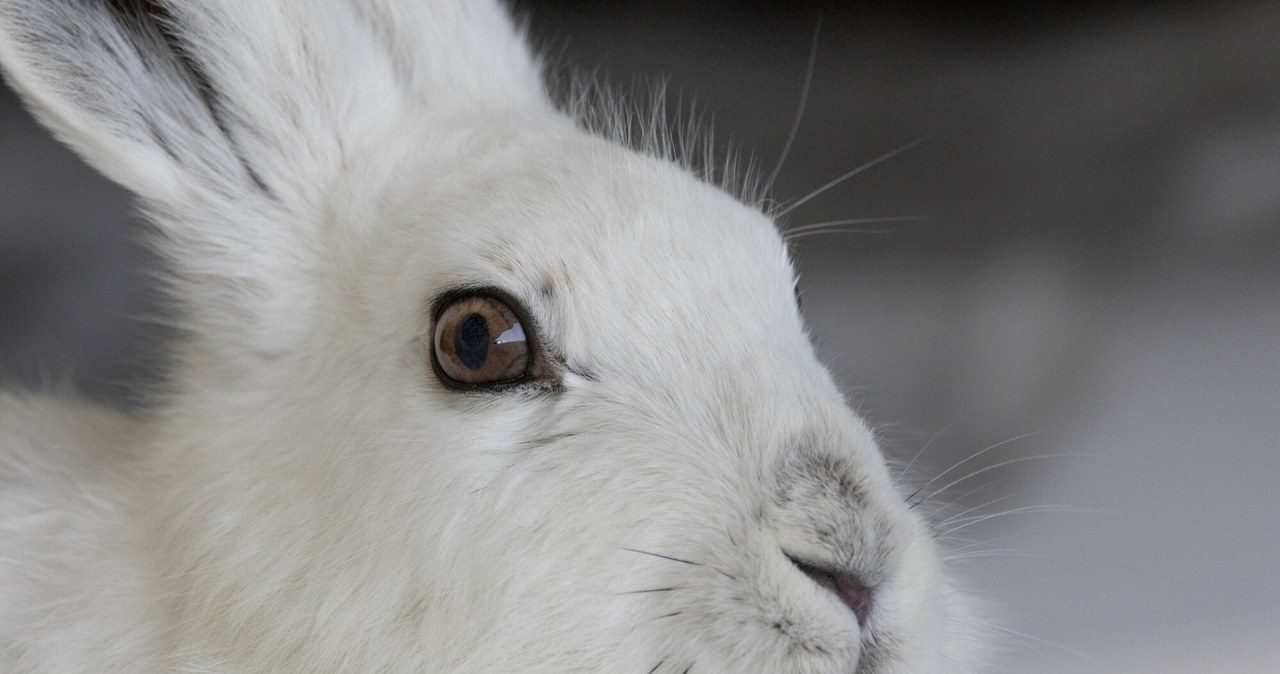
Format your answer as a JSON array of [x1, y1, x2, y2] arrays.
[[2, 1, 1277, 671]]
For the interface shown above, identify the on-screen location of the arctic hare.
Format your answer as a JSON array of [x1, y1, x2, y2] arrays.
[[0, 1, 984, 671]]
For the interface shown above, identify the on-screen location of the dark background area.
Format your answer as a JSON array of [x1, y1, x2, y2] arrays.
[[3, 1, 1278, 671]]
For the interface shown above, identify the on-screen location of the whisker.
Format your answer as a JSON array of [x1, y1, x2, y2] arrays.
[[784, 228, 892, 241], [940, 653, 977, 674], [945, 532, 1023, 554], [977, 621, 1111, 670], [938, 529, 1086, 555], [915, 451, 1123, 507], [950, 474, 1018, 505], [617, 587, 679, 595], [783, 215, 928, 239], [896, 419, 963, 482], [774, 136, 931, 217], [910, 472, 1016, 512], [933, 490, 1028, 529], [936, 504, 1107, 538], [621, 547, 737, 580], [620, 548, 700, 566], [942, 585, 1009, 598], [762, 17, 822, 195], [646, 660, 665, 674], [943, 549, 1057, 563], [906, 429, 1066, 505]]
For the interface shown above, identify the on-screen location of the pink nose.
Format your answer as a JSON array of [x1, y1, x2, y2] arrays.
[[790, 557, 875, 627]]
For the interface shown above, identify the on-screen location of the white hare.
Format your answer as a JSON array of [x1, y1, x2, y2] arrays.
[[0, 1, 985, 671]]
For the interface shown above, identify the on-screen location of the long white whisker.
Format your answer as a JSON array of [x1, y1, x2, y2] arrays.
[[944, 533, 1028, 556], [785, 227, 896, 240], [782, 216, 929, 241], [785, 216, 929, 236], [943, 548, 1047, 562], [907, 429, 1065, 505], [933, 490, 1027, 529], [774, 136, 931, 217], [895, 419, 962, 483], [976, 621, 1111, 670], [763, 18, 822, 195], [919, 451, 1127, 506], [940, 653, 977, 674], [936, 504, 1108, 538], [950, 475, 1017, 506]]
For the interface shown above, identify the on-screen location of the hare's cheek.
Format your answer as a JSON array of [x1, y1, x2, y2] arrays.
[[871, 525, 961, 670]]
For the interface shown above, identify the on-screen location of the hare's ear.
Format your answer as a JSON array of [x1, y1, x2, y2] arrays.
[[0, 0, 548, 351], [0, 0, 549, 207], [0, 0, 271, 207]]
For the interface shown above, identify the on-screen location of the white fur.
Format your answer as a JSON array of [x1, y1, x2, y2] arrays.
[[0, 1, 986, 671]]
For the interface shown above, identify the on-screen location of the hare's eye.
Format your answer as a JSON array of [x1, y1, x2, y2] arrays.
[[432, 294, 531, 387]]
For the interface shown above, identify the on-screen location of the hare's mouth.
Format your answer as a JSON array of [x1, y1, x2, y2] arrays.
[[787, 555, 875, 628]]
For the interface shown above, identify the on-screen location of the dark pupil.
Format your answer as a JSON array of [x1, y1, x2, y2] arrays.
[[454, 313, 490, 370]]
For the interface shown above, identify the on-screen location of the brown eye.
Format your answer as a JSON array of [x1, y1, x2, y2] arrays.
[[432, 294, 531, 386]]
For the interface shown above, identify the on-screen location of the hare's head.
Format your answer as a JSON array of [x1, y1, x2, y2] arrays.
[[0, 1, 982, 671]]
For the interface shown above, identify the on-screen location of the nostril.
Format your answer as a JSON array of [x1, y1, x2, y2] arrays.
[[832, 573, 874, 628], [788, 556, 875, 627]]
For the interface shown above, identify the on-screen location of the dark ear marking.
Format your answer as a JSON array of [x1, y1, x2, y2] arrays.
[[343, 1, 413, 95], [102, 0, 271, 195], [142, 115, 179, 161]]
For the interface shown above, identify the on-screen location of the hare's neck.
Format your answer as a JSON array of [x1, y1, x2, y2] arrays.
[[134, 368, 430, 670]]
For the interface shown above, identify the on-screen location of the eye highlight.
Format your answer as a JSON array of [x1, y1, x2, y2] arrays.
[[432, 294, 531, 387]]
